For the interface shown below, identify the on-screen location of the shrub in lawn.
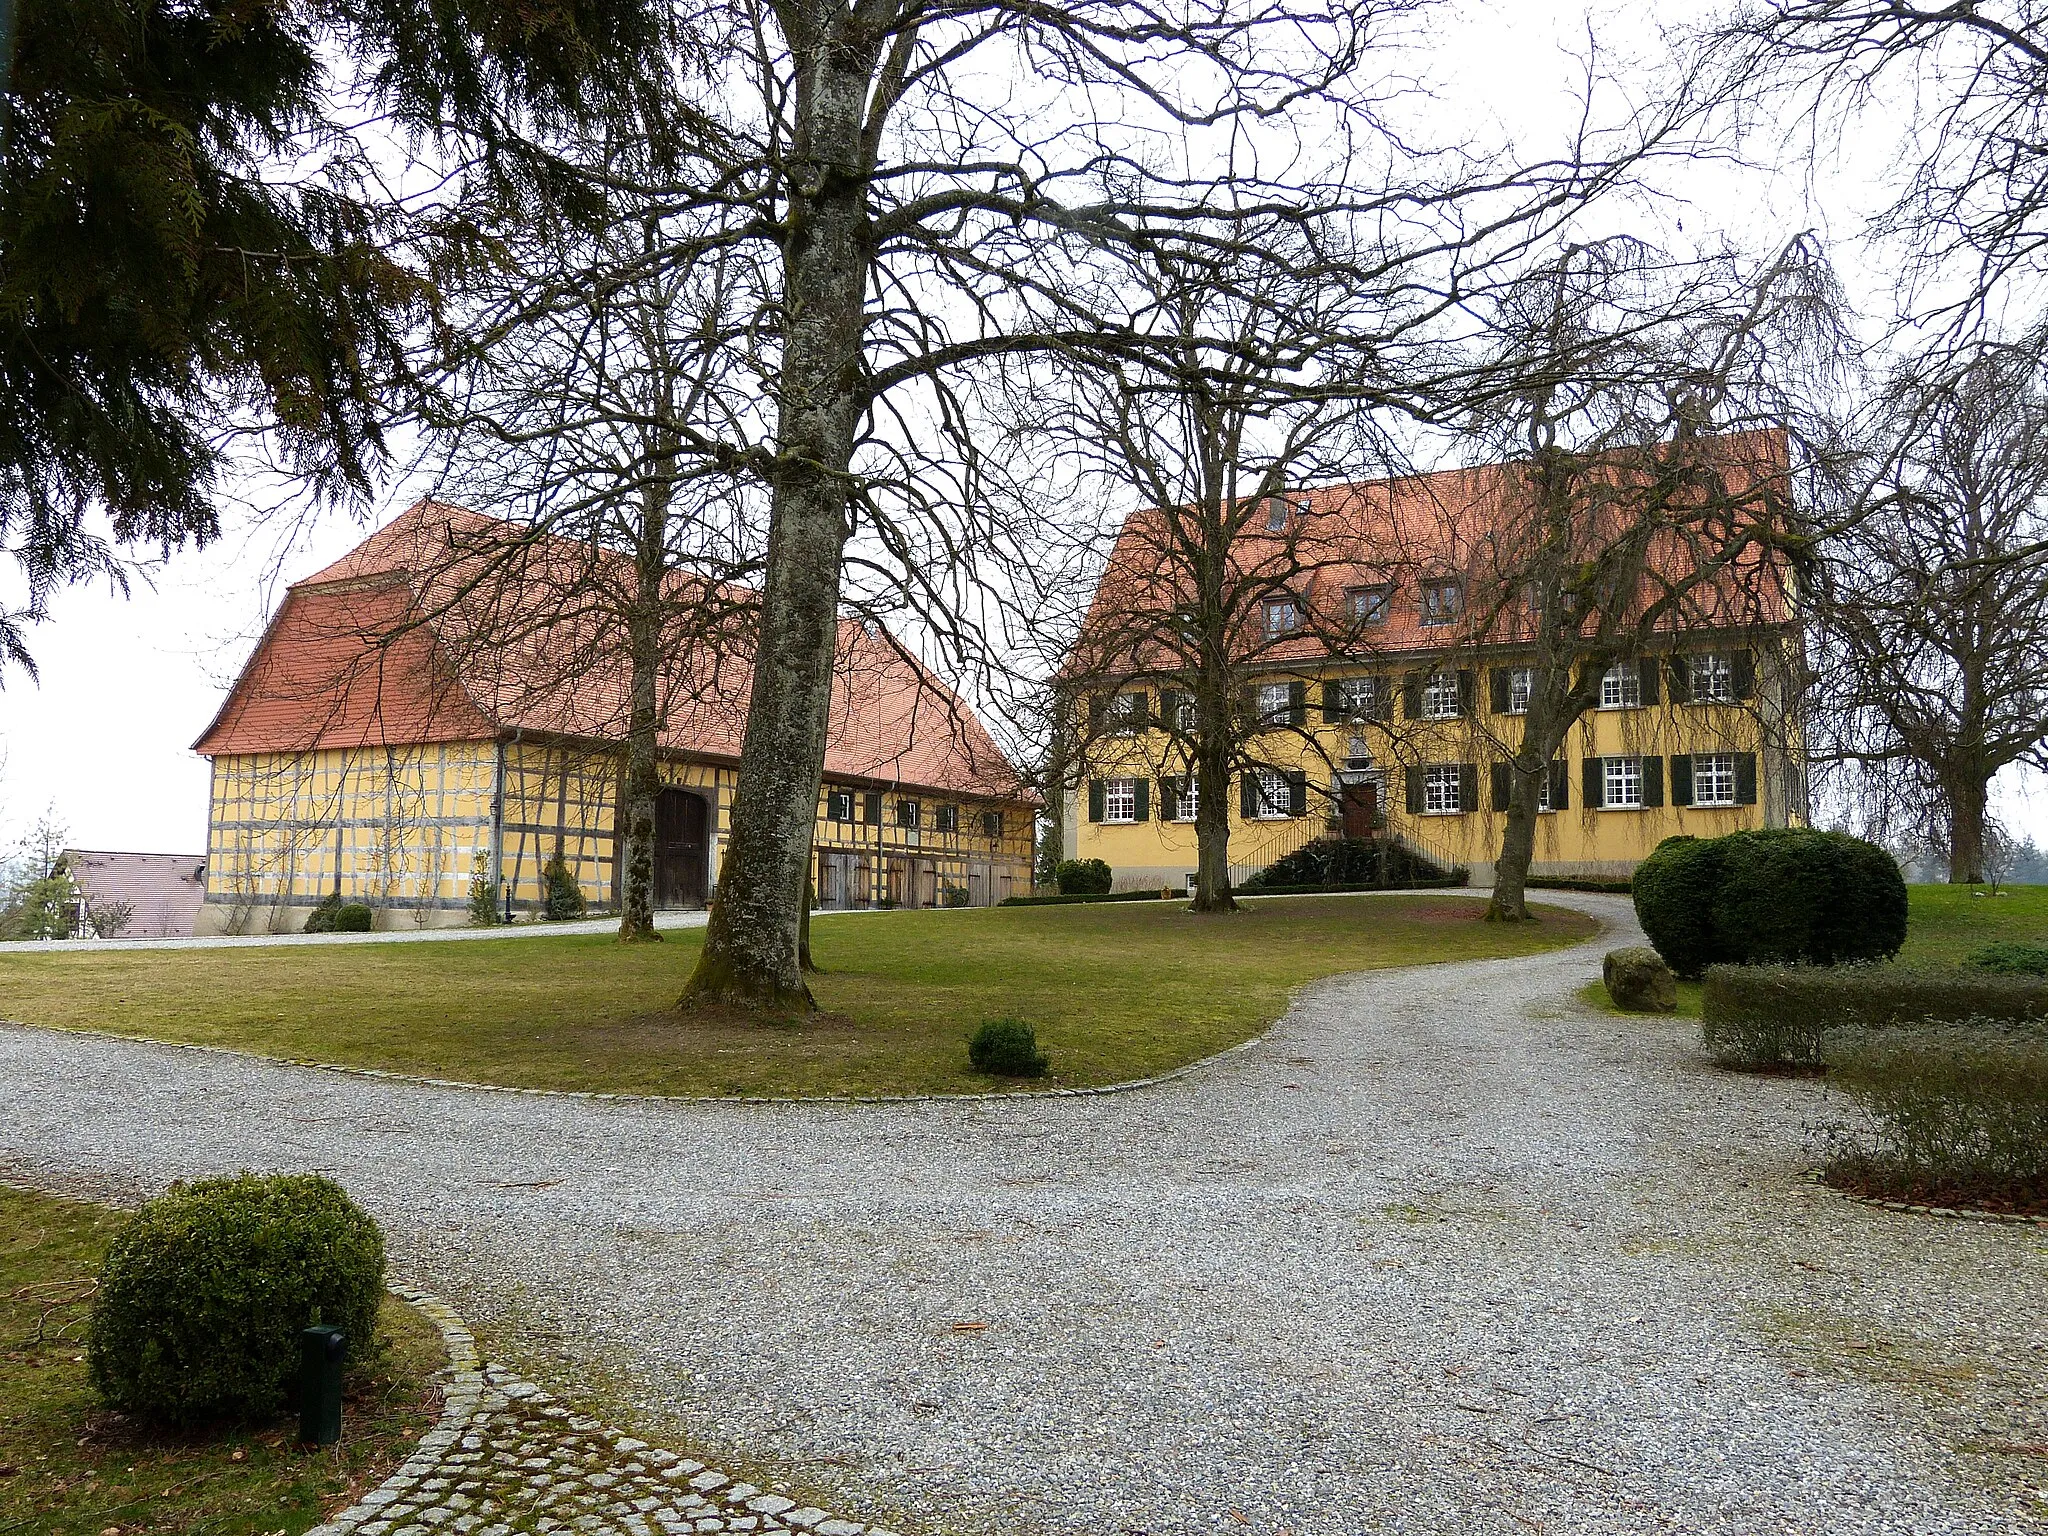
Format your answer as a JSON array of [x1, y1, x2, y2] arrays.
[[1965, 941, 2048, 977], [468, 870, 501, 927], [1820, 1022, 2048, 1211], [302, 892, 345, 934], [333, 902, 373, 932], [1633, 828, 1906, 978], [88, 1173, 385, 1426], [968, 1017, 1050, 1078], [1700, 964, 2048, 1069], [1053, 858, 1112, 896], [542, 855, 587, 920], [1631, 836, 1723, 979]]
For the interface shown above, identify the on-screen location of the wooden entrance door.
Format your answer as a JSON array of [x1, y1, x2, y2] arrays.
[[653, 788, 709, 907], [1341, 780, 1378, 839]]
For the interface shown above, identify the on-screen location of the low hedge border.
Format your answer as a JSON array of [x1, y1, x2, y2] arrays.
[[1000, 890, 1165, 907], [1238, 874, 1470, 896], [1525, 876, 1633, 894], [1700, 964, 2048, 1070]]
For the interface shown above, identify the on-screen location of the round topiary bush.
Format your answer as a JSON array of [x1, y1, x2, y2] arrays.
[[1631, 836, 1724, 980], [333, 902, 374, 932], [968, 1017, 1050, 1078], [88, 1173, 385, 1427], [1712, 828, 1907, 967], [1053, 858, 1112, 896]]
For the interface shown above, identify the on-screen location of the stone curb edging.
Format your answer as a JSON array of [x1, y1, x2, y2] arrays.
[[1807, 1172, 2048, 1229], [307, 1286, 486, 1536]]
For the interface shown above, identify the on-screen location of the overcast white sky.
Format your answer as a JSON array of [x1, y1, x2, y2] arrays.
[[2, 1, 2044, 858]]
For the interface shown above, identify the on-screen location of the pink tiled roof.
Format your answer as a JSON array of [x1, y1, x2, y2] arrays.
[[59, 850, 208, 939]]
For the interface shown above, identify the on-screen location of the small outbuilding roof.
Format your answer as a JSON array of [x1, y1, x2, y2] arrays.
[[57, 850, 207, 939]]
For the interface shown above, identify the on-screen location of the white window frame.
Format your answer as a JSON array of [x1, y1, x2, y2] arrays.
[[1174, 775, 1200, 822], [1254, 768, 1291, 820], [896, 798, 920, 829], [1348, 584, 1390, 625], [1599, 661, 1641, 710], [1421, 671, 1461, 720], [1420, 579, 1462, 627], [1104, 691, 1141, 731], [1338, 676, 1378, 719], [936, 803, 959, 833], [1507, 666, 1533, 715], [1257, 681, 1293, 723], [1265, 498, 1289, 532], [1423, 764, 1462, 815], [1602, 755, 1643, 810], [1692, 752, 1736, 808], [1536, 768, 1554, 813], [1103, 778, 1138, 824], [1264, 596, 1300, 636], [1174, 694, 1197, 732], [1690, 653, 1733, 703]]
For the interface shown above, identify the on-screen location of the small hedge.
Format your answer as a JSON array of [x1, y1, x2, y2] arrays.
[[1525, 875, 1633, 894], [1001, 889, 1164, 907], [1053, 858, 1113, 896], [88, 1173, 385, 1427], [1820, 1022, 2048, 1212], [1634, 829, 1907, 979], [1700, 964, 2048, 1069], [1965, 941, 2048, 976], [1239, 874, 1469, 896], [968, 1017, 1050, 1077]]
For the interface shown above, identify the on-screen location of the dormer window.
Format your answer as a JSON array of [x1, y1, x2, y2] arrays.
[[1420, 578, 1462, 627], [1347, 584, 1391, 626], [1264, 596, 1300, 636], [1266, 497, 1289, 532]]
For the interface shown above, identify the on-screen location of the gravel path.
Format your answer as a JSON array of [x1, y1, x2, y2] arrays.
[[4, 893, 2044, 1535]]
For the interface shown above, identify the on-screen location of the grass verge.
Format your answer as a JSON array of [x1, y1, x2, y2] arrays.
[[1896, 883, 2048, 966], [1576, 978, 1704, 1020], [0, 1184, 444, 1536], [0, 894, 1596, 1097]]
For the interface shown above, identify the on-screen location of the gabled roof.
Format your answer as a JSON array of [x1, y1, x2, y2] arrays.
[[1073, 429, 1794, 676], [195, 502, 1028, 801], [58, 850, 208, 939]]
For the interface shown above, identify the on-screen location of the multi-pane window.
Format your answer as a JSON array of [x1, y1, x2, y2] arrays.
[[1600, 661, 1641, 709], [1507, 667, 1533, 714], [1420, 579, 1462, 626], [1693, 752, 1736, 807], [1254, 769, 1291, 819], [1264, 596, 1300, 636], [1345, 735, 1373, 771], [1424, 764, 1462, 814], [896, 798, 920, 829], [1603, 755, 1643, 808], [1347, 584, 1391, 625], [1421, 670, 1461, 720], [1103, 691, 1142, 731], [1690, 653, 1733, 702], [1337, 675, 1378, 719], [1258, 681, 1293, 723], [935, 803, 959, 833], [1265, 497, 1289, 532], [1174, 693, 1198, 732], [826, 789, 855, 822], [1103, 778, 1138, 823], [1535, 769, 1554, 813], [981, 810, 1004, 838], [1175, 775, 1200, 822]]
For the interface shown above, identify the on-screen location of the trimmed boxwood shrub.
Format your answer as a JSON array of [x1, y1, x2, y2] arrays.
[[968, 1017, 1050, 1077], [1966, 941, 2048, 977], [333, 902, 373, 932], [1053, 858, 1113, 896], [303, 892, 345, 934], [1820, 1022, 2048, 1211], [88, 1173, 385, 1426], [1633, 829, 1907, 979], [1699, 964, 2048, 1069]]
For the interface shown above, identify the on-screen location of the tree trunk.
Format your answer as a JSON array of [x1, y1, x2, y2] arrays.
[[617, 554, 665, 942], [1948, 772, 1989, 884], [1191, 722, 1236, 913], [1487, 759, 1541, 922], [682, 22, 878, 1010]]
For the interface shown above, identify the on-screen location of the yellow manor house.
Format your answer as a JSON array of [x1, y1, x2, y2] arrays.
[[193, 504, 1035, 932], [1067, 445, 1805, 891]]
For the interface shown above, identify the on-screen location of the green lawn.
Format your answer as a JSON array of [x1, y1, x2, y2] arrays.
[[0, 1185, 444, 1536], [1895, 882, 2048, 966], [0, 894, 1597, 1097]]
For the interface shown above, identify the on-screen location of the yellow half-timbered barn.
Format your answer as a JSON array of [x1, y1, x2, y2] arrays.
[[193, 504, 1035, 932]]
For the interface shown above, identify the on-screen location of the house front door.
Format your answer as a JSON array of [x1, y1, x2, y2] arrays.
[[1341, 780, 1378, 839], [653, 788, 709, 907]]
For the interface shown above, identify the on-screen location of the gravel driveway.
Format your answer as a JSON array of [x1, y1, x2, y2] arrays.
[[4, 892, 2043, 1535]]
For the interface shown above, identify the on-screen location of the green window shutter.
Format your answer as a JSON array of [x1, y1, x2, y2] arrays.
[[1584, 757, 1603, 810], [1160, 690, 1182, 731], [1642, 755, 1664, 808], [1458, 762, 1478, 813], [1638, 658, 1660, 706], [1089, 694, 1105, 729], [864, 791, 883, 824], [1489, 669, 1511, 714], [1401, 676, 1422, 719], [1240, 773, 1259, 819], [1133, 778, 1150, 820], [1287, 772, 1307, 817], [1088, 780, 1105, 823], [1374, 676, 1395, 721], [1490, 762, 1511, 812], [1549, 758, 1570, 810], [1731, 649, 1756, 700], [1404, 766, 1424, 814], [1158, 777, 1177, 819], [1457, 669, 1475, 715], [1237, 684, 1257, 728], [1321, 679, 1341, 723], [1735, 752, 1758, 806], [1670, 754, 1694, 807], [1667, 655, 1691, 704], [1289, 680, 1307, 725], [1131, 690, 1150, 728]]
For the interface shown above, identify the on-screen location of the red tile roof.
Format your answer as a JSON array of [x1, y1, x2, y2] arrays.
[[1074, 429, 1794, 674], [195, 502, 1028, 800]]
